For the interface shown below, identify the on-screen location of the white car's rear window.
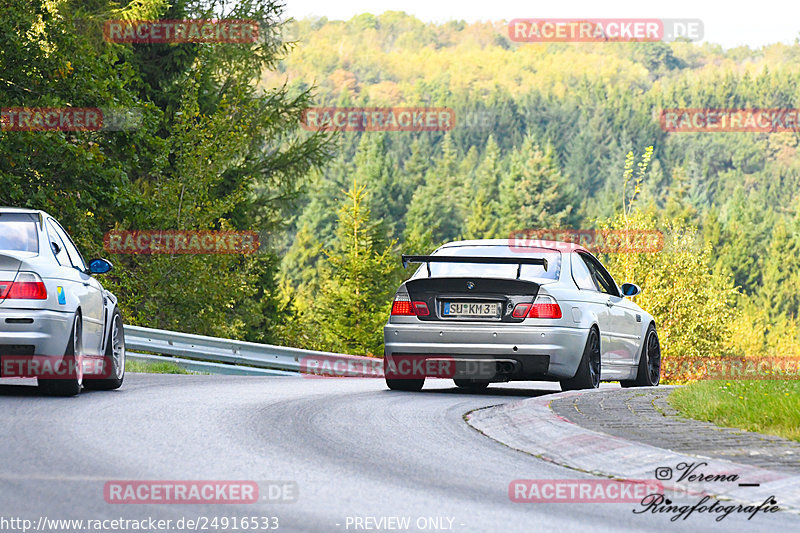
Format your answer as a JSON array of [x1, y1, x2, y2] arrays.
[[0, 213, 39, 253], [411, 245, 560, 282]]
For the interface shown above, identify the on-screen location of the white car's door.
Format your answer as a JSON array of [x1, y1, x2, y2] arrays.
[[46, 219, 105, 356], [580, 253, 640, 367], [573, 253, 639, 377], [570, 253, 615, 366]]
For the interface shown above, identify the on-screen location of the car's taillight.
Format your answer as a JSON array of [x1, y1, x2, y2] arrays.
[[513, 295, 562, 319], [390, 293, 428, 316], [529, 295, 561, 318], [3, 272, 48, 300], [391, 293, 414, 315], [512, 303, 531, 318]]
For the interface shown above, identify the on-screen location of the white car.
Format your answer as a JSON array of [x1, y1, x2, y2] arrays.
[[0, 207, 125, 396], [384, 239, 661, 392]]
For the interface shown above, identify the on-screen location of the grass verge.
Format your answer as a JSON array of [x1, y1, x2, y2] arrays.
[[125, 359, 192, 374], [668, 380, 800, 442]]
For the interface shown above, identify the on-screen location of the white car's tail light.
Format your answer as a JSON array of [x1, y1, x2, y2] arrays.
[[390, 292, 428, 316], [1, 272, 48, 300], [513, 295, 562, 319]]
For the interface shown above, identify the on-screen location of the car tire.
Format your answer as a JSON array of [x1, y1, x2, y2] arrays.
[[84, 308, 125, 391], [454, 379, 490, 391], [560, 327, 601, 391], [620, 324, 661, 388], [385, 378, 424, 391], [38, 312, 83, 397]]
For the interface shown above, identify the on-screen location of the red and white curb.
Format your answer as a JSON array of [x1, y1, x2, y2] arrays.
[[466, 388, 800, 511]]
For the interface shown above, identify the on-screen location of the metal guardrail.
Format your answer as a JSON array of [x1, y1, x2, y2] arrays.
[[123, 325, 378, 376]]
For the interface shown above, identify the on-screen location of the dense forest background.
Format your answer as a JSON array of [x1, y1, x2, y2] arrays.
[[3, 3, 800, 367], [268, 13, 800, 361]]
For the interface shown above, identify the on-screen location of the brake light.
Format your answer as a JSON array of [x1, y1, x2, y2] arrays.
[[390, 293, 429, 316], [512, 303, 531, 318], [3, 272, 48, 300], [391, 293, 414, 315], [529, 295, 562, 318], [512, 296, 562, 319], [391, 300, 414, 315]]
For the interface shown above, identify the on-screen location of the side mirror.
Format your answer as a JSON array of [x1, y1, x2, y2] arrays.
[[621, 283, 641, 298], [88, 258, 113, 274], [51, 241, 61, 255]]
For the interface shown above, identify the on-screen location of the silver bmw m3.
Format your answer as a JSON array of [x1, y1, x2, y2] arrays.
[[0, 208, 125, 396], [383, 239, 661, 392]]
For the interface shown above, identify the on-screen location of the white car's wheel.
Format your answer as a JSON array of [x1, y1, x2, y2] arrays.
[[85, 308, 125, 391]]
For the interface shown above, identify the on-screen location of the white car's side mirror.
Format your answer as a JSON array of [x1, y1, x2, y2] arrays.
[[621, 283, 641, 297]]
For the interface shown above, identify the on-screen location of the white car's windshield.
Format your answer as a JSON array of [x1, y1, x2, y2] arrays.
[[0, 214, 39, 253], [412, 245, 560, 282]]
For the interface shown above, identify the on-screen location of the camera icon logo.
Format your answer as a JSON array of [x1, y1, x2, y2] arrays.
[[655, 467, 673, 480]]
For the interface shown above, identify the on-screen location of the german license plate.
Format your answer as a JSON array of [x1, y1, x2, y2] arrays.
[[442, 301, 501, 318]]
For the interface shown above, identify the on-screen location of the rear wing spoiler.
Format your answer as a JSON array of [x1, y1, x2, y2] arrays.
[[401, 255, 548, 279]]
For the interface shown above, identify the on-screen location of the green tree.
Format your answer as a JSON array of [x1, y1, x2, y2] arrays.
[[498, 136, 576, 234], [462, 136, 502, 239], [308, 180, 401, 355], [403, 134, 465, 246]]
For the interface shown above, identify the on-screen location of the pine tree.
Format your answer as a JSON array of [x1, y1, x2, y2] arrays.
[[498, 136, 576, 235], [403, 134, 466, 246], [311, 180, 401, 355], [462, 136, 502, 239]]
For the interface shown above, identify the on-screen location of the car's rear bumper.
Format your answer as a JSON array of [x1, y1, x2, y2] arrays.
[[383, 322, 588, 380], [0, 308, 72, 359]]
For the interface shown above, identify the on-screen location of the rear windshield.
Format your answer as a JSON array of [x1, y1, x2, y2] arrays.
[[0, 213, 39, 253], [411, 245, 560, 282]]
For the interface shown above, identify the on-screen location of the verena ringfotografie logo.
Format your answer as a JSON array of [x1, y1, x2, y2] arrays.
[[509, 19, 702, 43], [1, 108, 103, 131], [103, 20, 259, 43], [300, 107, 455, 132], [103, 481, 298, 504], [103, 231, 259, 255], [509, 229, 664, 254], [0, 355, 112, 379], [510, 479, 663, 503], [661, 109, 800, 133]]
